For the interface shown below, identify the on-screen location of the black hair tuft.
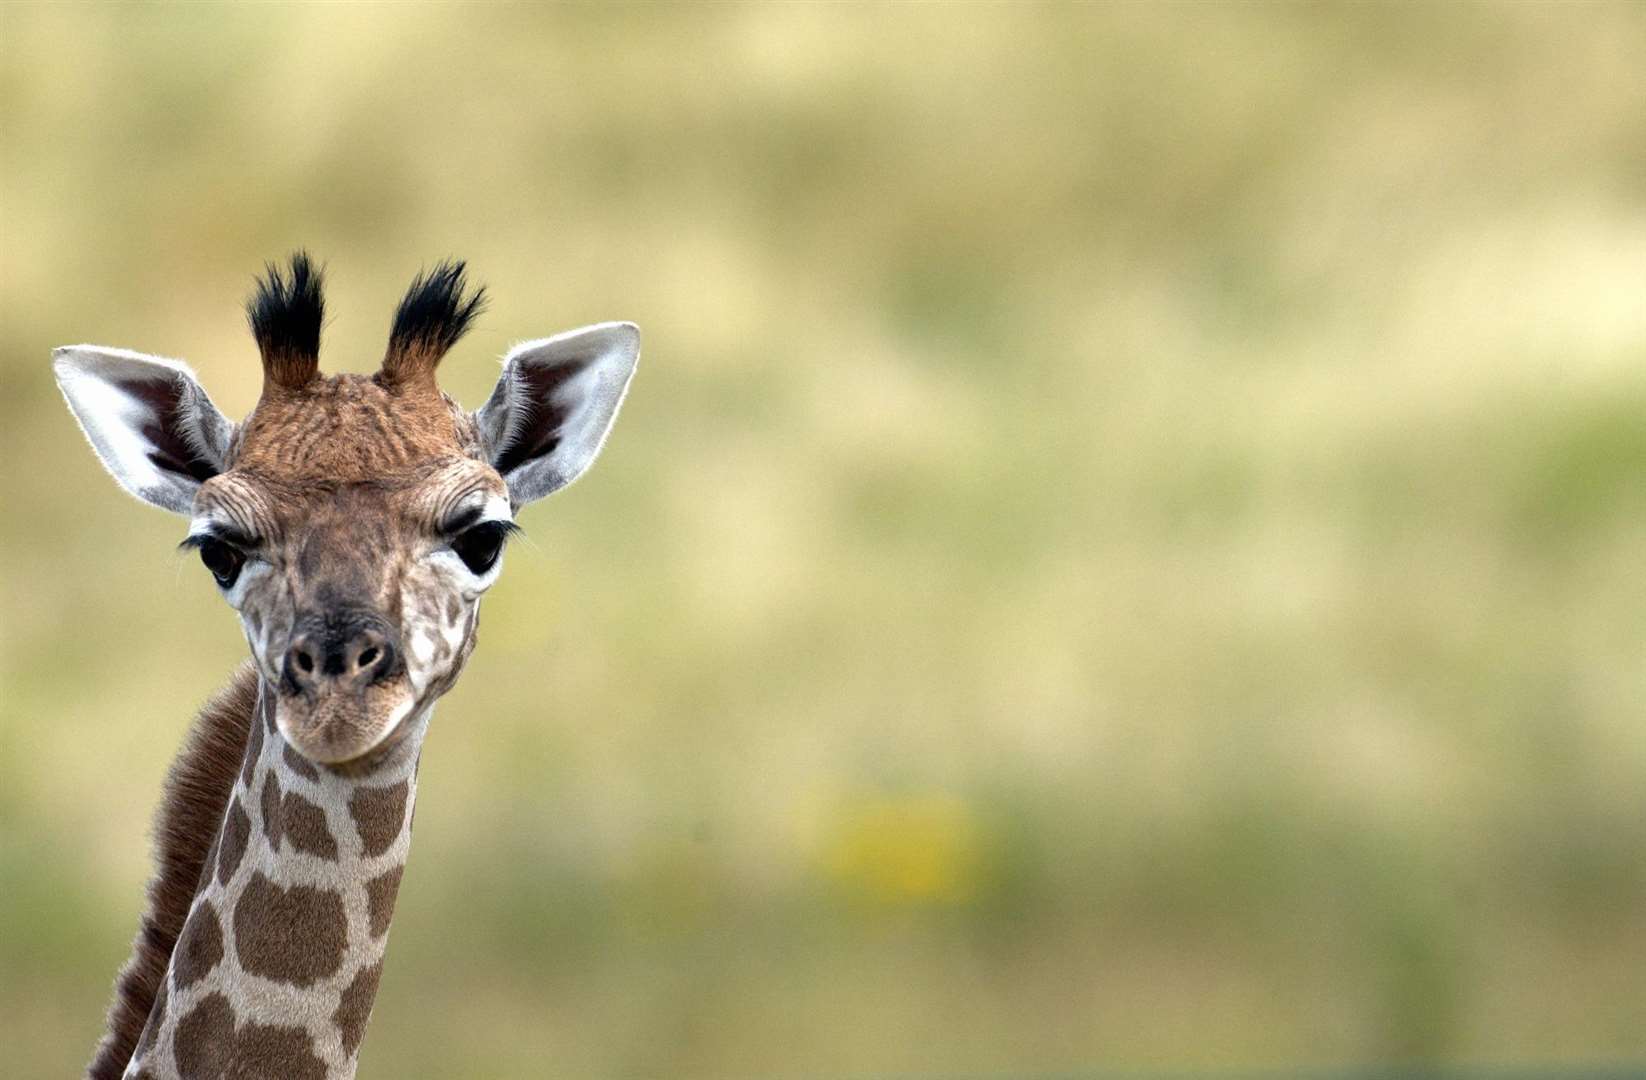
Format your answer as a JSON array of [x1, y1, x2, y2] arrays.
[[384, 260, 487, 379], [246, 251, 324, 387]]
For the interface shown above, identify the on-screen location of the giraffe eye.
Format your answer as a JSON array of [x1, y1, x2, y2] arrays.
[[198, 539, 245, 588], [450, 521, 513, 575]]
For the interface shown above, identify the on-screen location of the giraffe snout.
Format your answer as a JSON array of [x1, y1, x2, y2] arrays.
[[284, 612, 401, 698]]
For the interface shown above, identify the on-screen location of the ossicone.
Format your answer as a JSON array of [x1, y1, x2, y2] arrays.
[[380, 260, 487, 387], [247, 252, 325, 390]]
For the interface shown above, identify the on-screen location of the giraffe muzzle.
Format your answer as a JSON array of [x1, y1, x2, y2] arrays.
[[276, 610, 415, 764]]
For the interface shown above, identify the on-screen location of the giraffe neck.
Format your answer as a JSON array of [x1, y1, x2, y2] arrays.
[[124, 682, 428, 1080]]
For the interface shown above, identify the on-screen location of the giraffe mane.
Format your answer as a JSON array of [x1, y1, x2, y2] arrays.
[[380, 259, 487, 386], [247, 251, 325, 390], [87, 664, 258, 1080]]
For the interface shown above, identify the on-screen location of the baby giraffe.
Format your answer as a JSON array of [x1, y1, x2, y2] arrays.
[[54, 255, 639, 1079]]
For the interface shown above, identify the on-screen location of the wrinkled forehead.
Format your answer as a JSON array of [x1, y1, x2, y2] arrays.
[[197, 461, 505, 544], [236, 372, 480, 479], [193, 374, 507, 540]]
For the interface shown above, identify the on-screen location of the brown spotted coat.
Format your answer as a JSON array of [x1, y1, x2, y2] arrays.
[[120, 687, 419, 1078]]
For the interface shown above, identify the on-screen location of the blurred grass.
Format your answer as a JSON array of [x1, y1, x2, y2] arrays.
[[3, 3, 1646, 1077]]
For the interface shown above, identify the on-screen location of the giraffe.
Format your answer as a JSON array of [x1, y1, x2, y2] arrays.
[[53, 254, 639, 1079]]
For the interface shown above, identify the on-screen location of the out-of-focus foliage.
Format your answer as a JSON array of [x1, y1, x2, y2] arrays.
[[3, 4, 1645, 1077]]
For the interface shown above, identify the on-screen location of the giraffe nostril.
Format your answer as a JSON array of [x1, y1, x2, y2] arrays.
[[284, 636, 325, 695], [285, 617, 397, 693], [356, 636, 397, 684]]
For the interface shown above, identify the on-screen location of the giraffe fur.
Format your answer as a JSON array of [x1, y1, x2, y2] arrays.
[[55, 255, 639, 1078]]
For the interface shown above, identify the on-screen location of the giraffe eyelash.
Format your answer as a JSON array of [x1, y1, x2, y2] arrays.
[[178, 526, 257, 553]]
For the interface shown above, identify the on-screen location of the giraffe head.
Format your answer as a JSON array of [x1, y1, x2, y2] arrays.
[[53, 254, 638, 766]]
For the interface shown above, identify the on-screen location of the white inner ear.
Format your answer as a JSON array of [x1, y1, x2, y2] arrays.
[[53, 345, 231, 516], [56, 358, 175, 498], [540, 348, 629, 483], [479, 321, 639, 506]]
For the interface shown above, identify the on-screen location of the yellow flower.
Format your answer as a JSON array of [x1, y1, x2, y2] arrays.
[[819, 792, 982, 905]]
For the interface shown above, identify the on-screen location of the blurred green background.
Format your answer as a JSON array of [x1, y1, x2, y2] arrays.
[[3, 4, 1645, 1077]]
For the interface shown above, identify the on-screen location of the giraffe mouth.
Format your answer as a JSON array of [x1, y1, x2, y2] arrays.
[[275, 679, 418, 765]]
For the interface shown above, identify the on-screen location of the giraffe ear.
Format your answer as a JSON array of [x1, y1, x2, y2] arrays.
[[52, 346, 234, 516], [472, 322, 639, 507]]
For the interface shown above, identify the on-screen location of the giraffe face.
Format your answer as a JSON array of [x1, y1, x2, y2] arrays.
[[186, 379, 513, 763], [53, 256, 640, 766]]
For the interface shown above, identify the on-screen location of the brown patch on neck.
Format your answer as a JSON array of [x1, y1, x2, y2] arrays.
[[350, 780, 410, 857], [232, 872, 348, 986], [171, 900, 224, 990], [216, 798, 251, 885], [86, 664, 258, 1080], [282, 742, 320, 781], [173, 991, 328, 1080], [260, 770, 340, 861], [365, 865, 404, 938], [333, 960, 385, 1057]]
